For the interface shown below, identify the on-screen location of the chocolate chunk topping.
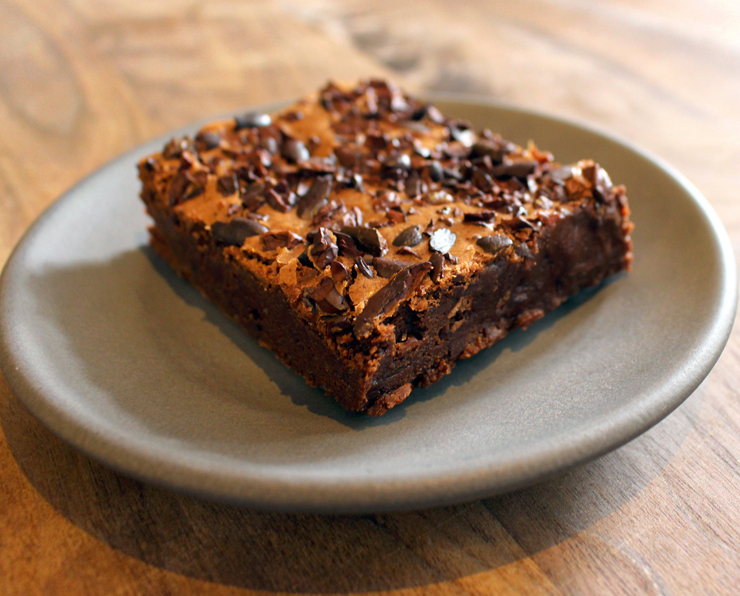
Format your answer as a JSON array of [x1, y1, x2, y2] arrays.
[[490, 160, 538, 179], [297, 176, 332, 219], [168, 171, 191, 206], [235, 112, 271, 130], [472, 169, 494, 192], [549, 165, 574, 182], [261, 230, 304, 251], [396, 246, 422, 259], [334, 146, 361, 168], [355, 256, 374, 278], [383, 154, 411, 170], [308, 277, 347, 314], [373, 257, 412, 278], [216, 174, 238, 197], [471, 140, 507, 163], [309, 227, 338, 269], [211, 217, 268, 246], [197, 131, 222, 151], [429, 228, 457, 254], [428, 161, 443, 182], [463, 210, 496, 223], [429, 252, 445, 283], [354, 262, 432, 337], [335, 231, 364, 258], [392, 225, 423, 247], [341, 226, 388, 257], [476, 234, 513, 255], [265, 188, 292, 213], [282, 139, 310, 163]]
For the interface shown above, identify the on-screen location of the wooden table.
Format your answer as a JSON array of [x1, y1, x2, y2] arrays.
[[2, 1, 739, 593]]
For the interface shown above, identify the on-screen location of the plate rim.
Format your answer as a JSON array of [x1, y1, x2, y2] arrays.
[[1, 95, 737, 513]]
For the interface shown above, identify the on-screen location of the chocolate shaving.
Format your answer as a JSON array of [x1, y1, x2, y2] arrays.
[[331, 260, 350, 283], [353, 262, 432, 338], [396, 246, 422, 259], [355, 256, 374, 278], [211, 217, 268, 246]]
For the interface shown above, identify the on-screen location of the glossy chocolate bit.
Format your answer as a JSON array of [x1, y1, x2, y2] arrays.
[[411, 103, 444, 124], [309, 227, 338, 269], [428, 161, 444, 182], [196, 131, 222, 151], [373, 257, 412, 278], [383, 153, 411, 171], [515, 242, 535, 260], [471, 169, 495, 192], [162, 137, 192, 159], [261, 230, 304, 251], [168, 171, 191, 205], [308, 277, 348, 314], [549, 165, 574, 183], [463, 210, 497, 224], [470, 139, 508, 163], [241, 185, 265, 211], [281, 139, 310, 163], [211, 217, 268, 246], [396, 246, 422, 259], [489, 160, 538, 179], [392, 225, 423, 247], [476, 234, 513, 255], [354, 262, 433, 338], [355, 256, 374, 278], [331, 260, 350, 283], [216, 174, 238, 197], [429, 252, 445, 283], [264, 188, 292, 213], [297, 176, 332, 219], [334, 146, 361, 168], [404, 171, 423, 198], [449, 124, 475, 146], [235, 112, 271, 130], [341, 226, 389, 257], [429, 228, 457, 254]]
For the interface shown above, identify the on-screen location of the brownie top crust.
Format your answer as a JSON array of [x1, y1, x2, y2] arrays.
[[139, 79, 632, 341]]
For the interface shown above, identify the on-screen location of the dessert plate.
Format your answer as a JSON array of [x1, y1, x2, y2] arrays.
[[0, 98, 736, 513]]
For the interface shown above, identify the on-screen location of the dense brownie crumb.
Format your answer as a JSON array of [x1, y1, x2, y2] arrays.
[[138, 79, 633, 415]]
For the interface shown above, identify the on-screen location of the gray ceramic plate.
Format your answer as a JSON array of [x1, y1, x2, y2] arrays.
[[0, 98, 736, 514]]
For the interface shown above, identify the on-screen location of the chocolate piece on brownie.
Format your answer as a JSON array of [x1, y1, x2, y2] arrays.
[[138, 79, 633, 415]]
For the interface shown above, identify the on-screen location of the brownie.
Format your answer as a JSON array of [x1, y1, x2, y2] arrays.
[[138, 79, 633, 415]]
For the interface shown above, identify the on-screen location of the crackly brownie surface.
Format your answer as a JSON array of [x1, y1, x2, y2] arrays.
[[139, 79, 633, 415]]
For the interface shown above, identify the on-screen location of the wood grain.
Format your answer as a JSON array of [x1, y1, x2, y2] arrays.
[[1, 0, 739, 594]]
